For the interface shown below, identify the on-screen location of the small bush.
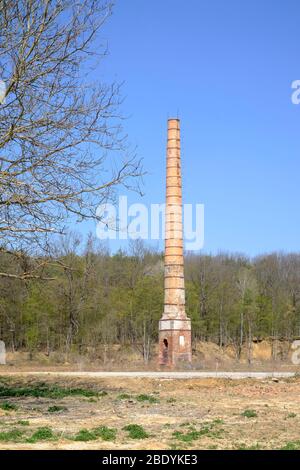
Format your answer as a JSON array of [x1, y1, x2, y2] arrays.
[[212, 418, 224, 425], [73, 425, 116, 442], [0, 429, 24, 442], [237, 443, 261, 450], [172, 430, 202, 442], [27, 427, 56, 443], [94, 426, 116, 441], [48, 405, 68, 413], [286, 413, 296, 419], [169, 442, 183, 450], [136, 394, 158, 404], [123, 424, 149, 439], [281, 440, 300, 450], [117, 393, 131, 400], [73, 429, 97, 441], [173, 421, 225, 442], [17, 420, 30, 426], [241, 409, 257, 418], [0, 401, 18, 411]]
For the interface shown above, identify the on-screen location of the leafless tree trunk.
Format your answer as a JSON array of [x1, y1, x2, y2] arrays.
[[247, 317, 253, 365]]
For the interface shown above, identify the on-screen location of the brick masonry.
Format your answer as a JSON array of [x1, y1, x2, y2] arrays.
[[158, 118, 192, 367]]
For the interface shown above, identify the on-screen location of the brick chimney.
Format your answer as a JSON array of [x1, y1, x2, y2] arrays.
[[158, 118, 192, 367]]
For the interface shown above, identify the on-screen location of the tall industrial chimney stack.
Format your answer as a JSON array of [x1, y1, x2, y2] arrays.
[[158, 118, 192, 367]]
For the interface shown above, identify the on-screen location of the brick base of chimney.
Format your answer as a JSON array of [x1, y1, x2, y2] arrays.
[[158, 319, 192, 368]]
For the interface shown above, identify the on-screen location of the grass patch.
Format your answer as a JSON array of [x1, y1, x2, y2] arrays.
[[26, 427, 56, 443], [0, 382, 105, 399], [47, 405, 68, 413], [117, 393, 132, 400], [0, 401, 18, 411], [123, 424, 149, 439], [169, 442, 184, 450], [118, 393, 158, 403], [212, 418, 224, 425], [94, 426, 116, 441], [179, 421, 195, 428], [173, 421, 225, 443], [136, 394, 158, 404], [173, 429, 203, 443], [0, 429, 24, 442], [167, 398, 176, 403], [241, 409, 257, 418], [286, 412, 296, 419], [73, 426, 117, 442], [17, 420, 30, 426], [237, 443, 261, 450], [281, 440, 300, 450], [73, 429, 97, 441]]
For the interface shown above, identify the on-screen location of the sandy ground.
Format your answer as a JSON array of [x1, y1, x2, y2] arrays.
[[1, 373, 300, 450]]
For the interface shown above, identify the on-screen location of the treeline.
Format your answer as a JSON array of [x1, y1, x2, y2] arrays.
[[1, 236, 300, 362]]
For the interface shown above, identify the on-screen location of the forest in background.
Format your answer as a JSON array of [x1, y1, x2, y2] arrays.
[[1, 236, 300, 364]]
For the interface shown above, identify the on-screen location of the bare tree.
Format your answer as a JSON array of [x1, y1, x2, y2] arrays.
[[0, 0, 142, 278]]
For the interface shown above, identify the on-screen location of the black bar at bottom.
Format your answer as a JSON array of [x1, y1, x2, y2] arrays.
[[0, 450, 298, 467]]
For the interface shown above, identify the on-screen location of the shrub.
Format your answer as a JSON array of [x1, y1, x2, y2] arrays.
[[73, 429, 97, 441], [47, 405, 68, 413], [27, 427, 56, 443], [94, 426, 116, 441], [117, 393, 131, 400], [136, 394, 158, 404], [0, 401, 18, 411], [281, 441, 300, 450], [241, 409, 257, 418], [123, 424, 149, 439], [0, 429, 24, 442]]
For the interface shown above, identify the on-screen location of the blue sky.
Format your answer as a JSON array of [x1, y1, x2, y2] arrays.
[[83, 0, 300, 256]]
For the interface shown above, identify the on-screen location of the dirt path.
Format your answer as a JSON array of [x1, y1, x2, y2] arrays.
[[0, 370, 296, 379]]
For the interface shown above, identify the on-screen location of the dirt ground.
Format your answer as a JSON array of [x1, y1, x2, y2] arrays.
[[0, 374, 300, 450]]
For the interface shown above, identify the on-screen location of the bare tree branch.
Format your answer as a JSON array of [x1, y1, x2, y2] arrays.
[[0, 0, 143, 278]]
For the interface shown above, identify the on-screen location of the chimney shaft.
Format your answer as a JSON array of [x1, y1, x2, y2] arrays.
[[158, 118, 192, 367]]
